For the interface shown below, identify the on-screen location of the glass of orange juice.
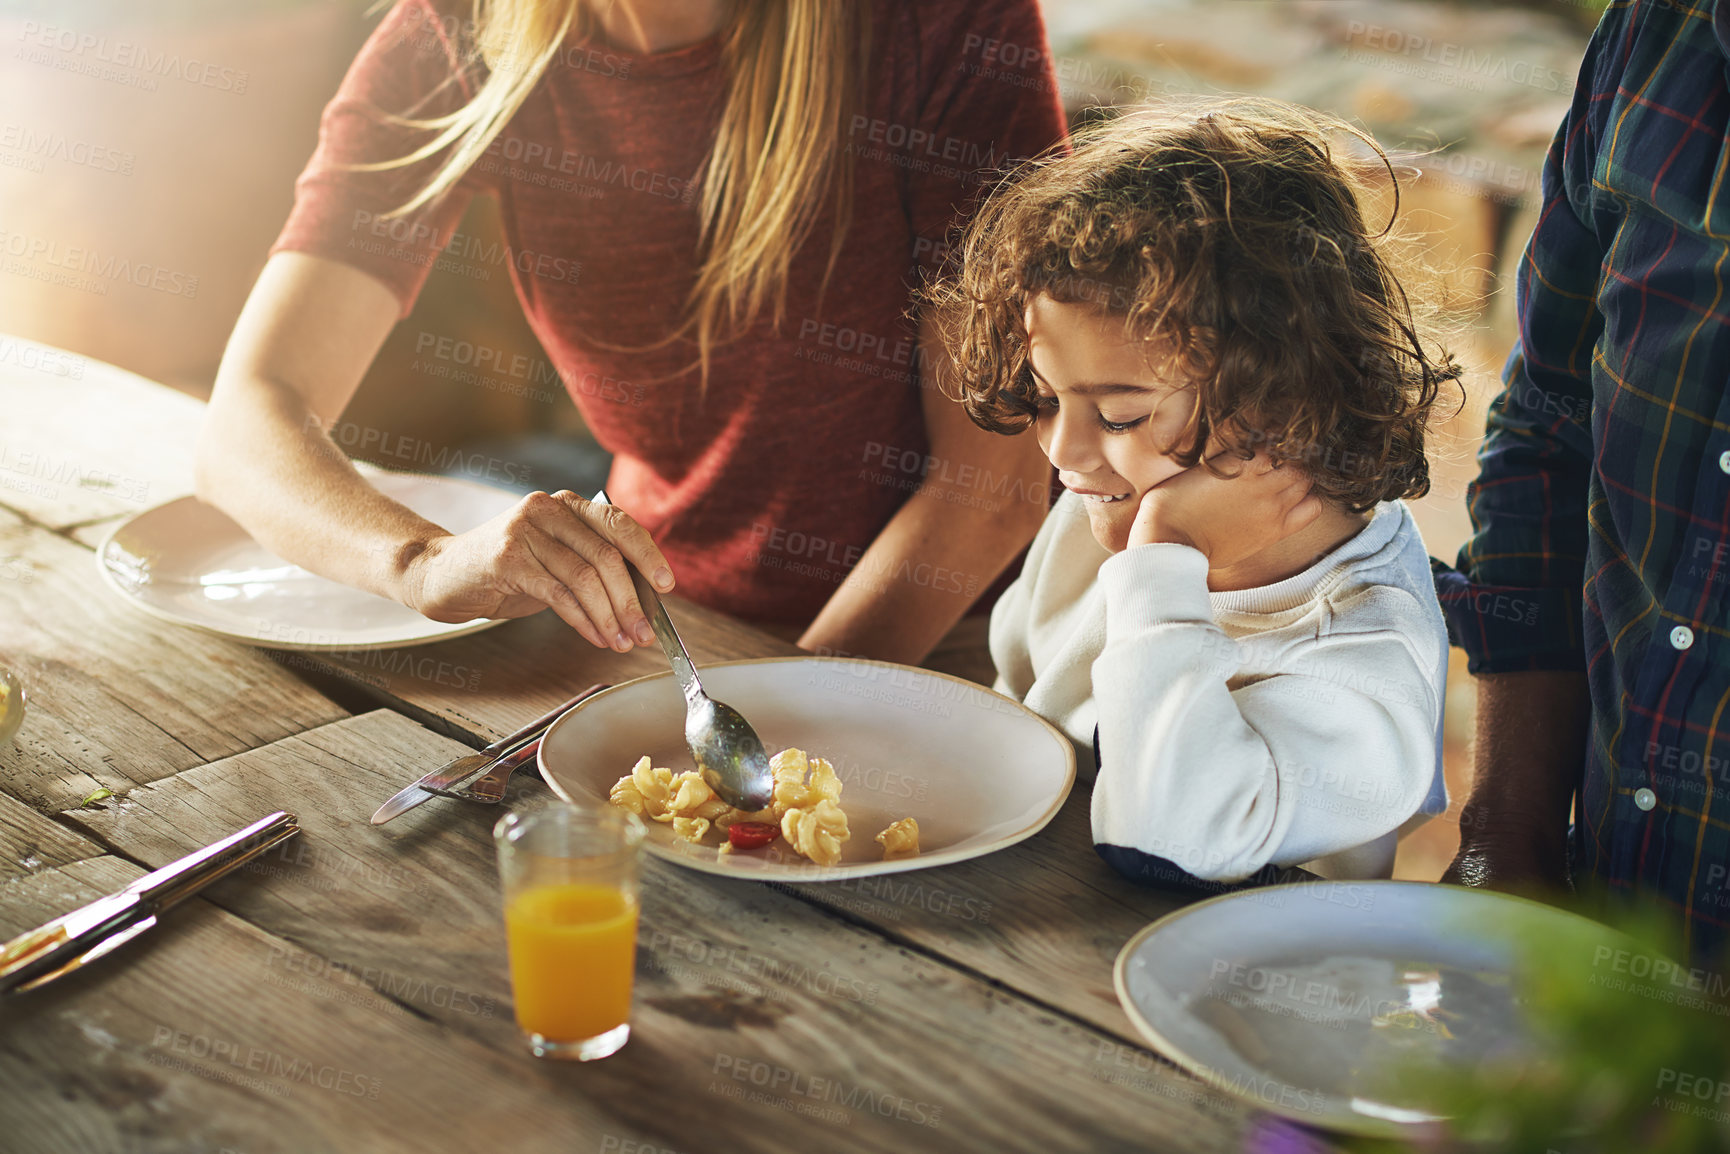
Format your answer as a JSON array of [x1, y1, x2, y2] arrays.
[[494, 801, 645, 1060], [0, 664, 26, 747]]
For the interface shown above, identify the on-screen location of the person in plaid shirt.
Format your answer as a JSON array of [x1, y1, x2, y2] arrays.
[[1435, 0, 1730, 961]]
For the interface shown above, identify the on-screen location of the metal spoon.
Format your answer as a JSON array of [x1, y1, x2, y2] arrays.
[[591, 491, 773, 811]]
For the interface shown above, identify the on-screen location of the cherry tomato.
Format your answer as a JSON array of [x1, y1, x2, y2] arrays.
[[727, 821, 779, 850]]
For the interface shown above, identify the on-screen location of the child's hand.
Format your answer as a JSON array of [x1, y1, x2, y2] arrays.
[[1129, 452, 1324, 568]]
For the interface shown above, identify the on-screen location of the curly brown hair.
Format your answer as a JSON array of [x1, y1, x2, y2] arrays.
[[926, 97, 1461, 513]]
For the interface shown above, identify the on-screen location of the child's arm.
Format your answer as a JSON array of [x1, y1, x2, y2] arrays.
[[1089, 456, 1437, 881], [1090, 544, 1439, 881]]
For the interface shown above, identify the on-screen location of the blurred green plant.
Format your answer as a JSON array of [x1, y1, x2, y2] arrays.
[[1347, 898, 1730, 1154]]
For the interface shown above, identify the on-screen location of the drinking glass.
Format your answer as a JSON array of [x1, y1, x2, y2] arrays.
[[0, 664, 25, 747], [494, 801, 645, 1060]]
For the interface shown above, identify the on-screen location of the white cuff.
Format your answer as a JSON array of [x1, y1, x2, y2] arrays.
[[1098, 543, 1212, 640]]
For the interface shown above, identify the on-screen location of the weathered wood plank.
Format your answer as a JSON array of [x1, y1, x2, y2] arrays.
[[0, 787, 101, 883], [782, 792, 1198, 1038], [278, 595, 803, 747], [773, 781, 1334, 1054], [0, 856, 638, 1154], [63, 710, 1305, 1153], [0, 508, 348, 814], [0, 339, 199, 529]]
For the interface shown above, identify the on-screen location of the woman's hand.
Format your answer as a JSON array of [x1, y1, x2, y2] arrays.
[[1128, 451, 1323, 568], [397, 490, 673, 652]]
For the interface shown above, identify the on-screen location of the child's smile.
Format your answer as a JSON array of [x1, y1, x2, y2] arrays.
[[1023, 293, 1196, 552]]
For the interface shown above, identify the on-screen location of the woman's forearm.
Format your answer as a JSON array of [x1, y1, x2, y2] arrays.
[[194, 253, 448, 606], [197, 368, 672, 648], [195, 375, 446, 603]]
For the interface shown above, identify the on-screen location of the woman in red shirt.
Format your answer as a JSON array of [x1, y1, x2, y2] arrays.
[[194, 0, 1065, 660]]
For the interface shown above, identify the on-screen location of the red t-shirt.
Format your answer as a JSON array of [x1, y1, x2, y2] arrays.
[[271, 0, 1066, 624]]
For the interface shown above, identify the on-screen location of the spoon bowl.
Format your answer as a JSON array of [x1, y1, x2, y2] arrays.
[[687, 696, 773, 812]]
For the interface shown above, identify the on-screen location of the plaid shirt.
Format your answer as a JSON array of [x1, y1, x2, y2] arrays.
[[1434, 0, 1730, 960]]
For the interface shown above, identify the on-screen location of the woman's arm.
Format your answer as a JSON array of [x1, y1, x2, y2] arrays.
[[796, 319, 1049, 664], [197, 252, 433, 599], [195, 252, 671, 652]]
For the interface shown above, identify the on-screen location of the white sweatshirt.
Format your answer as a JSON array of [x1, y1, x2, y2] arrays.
[[990, 492, 1449, 882]]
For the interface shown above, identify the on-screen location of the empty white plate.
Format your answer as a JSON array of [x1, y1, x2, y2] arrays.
[[96, 470, 520, 650], [537, 657, 1077, 879], [1114, 881, 1624, 1137]]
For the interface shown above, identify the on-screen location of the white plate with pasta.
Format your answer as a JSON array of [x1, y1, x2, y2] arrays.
[[536, 656, 1077, 879]]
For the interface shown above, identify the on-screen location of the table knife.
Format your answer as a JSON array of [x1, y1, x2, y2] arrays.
[[370, 685, 607, 825]]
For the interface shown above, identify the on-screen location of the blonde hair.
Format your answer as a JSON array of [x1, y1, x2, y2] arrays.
[[357, 0, 866, 381]]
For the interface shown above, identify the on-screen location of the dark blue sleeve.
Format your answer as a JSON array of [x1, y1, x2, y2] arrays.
[[1094, 843, 1317, 894]]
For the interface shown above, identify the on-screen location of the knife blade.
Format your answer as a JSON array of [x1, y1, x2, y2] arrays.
[[370, 685, 608, 825], [369, 750, 505, 827]]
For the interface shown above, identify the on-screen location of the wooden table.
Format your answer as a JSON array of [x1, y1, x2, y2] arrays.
[[0, 339, 1345, 1154]]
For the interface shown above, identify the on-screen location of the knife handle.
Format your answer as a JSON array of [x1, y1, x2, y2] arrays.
[[0, 896, 144, 995], [10, 914, 160, 994], [448, 682, 609, 803], [482, 689, 602, 758]]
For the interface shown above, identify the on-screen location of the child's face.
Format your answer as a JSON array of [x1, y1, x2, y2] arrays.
[[1024, 293, 1197, 553]]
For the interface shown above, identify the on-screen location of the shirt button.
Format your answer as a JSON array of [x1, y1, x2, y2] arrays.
[[1720, 450, 1730, 474], [1671, 625, 1695, 651], [1635, 787, 1657, 811]]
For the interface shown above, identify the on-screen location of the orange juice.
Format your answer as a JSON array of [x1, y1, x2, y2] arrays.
[[504, 882, 639, 1040]]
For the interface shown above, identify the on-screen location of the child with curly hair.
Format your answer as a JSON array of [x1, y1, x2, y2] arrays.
[[929, 99, 1460, 884]]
